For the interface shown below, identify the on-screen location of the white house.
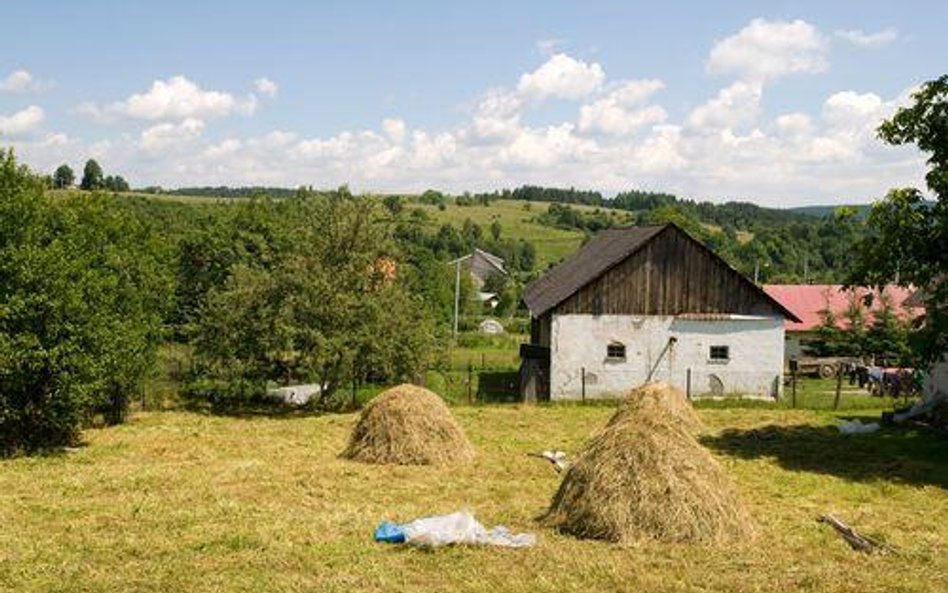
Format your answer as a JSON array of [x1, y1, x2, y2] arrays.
[[520, 223, 800, 401]]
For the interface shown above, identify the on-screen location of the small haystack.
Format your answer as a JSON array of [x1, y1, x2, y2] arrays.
[[617, 382, 702, 433], [341, 384, 475, 465], [542, 404, 754, 544]]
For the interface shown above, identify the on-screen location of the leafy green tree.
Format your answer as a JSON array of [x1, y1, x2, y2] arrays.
[[866, 294, 912, 364], [490, 219, 502, 241], [0, 150, 170, 454], [851, 75, 948, 362], [80, 159, 104, 190], [53, 164, 74, 189], [103, 175, 130, 192], [383, 195, 403, 217], [187, 194, 436, 408]]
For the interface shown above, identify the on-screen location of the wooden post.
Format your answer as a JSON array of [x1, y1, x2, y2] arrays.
[[581, 367, 586, 403], [467, 361, 473, 405], [791, 366, 797, 408], [481, 352, 485, 369], [686, 368, 692, 400], [833, 364, 843, 410], [351, 375, 357, 410]]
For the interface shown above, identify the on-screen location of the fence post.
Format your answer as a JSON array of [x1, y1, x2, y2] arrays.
[[581, 367, 586, 403], [833, 364, 843, 410], [791, 366, 797, 408], [686, 368, 692, 400], [351, 375, 357, 410], [481, 352, 485, 369], [467, 361, 473, 405]]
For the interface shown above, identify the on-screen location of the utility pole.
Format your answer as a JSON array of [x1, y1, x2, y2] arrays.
[[754, 260, 760, 284], [453, 258, 461, 335]]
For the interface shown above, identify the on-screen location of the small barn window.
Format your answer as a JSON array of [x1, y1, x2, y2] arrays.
[[709, 345, 730, 362], [606, 342, 626, 361]]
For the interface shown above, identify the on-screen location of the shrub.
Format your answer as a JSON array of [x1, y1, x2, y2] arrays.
[[0, 151, 169, 454]]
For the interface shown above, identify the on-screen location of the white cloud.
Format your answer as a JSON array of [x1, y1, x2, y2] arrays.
[[472, 88, 523, 139], [822, 91, 884, 130], [500, 123, 597, 168], [3, 43, 927, 207], [775, 113, 813, 137], [254, 77, 279, 98], [578, 79, 667, 136], [687, 81, 763, 130], [536, 38, 565, 56], [139, 118, 205, 152], [707, 18, 829, 82], [835, 28, 899, 48], [80, 76, 257, 122], [0, 69, 36, 93], [382, 118, 407, 143], [517, 53, 605, 100], [0, 105, 44, 136]]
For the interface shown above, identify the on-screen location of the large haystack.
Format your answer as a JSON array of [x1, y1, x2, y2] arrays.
[[341, 384, 475, 465], [542, 405, 754, 544], [617, 382, 702, 434]]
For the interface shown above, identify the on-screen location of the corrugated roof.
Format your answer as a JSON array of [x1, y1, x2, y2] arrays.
[[762, 284, 923, 331], [523, 225, 668, 316]]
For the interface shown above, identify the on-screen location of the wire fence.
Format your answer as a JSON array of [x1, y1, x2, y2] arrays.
[[550, 367, 783, 402]]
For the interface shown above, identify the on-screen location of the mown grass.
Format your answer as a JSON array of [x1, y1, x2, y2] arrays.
[[1, 402, 946, 593]]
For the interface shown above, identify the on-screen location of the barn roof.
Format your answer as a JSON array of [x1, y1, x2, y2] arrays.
[[762, 284, 922, 332], [523, 223, 799, 320], [523, 225, 666, 316]]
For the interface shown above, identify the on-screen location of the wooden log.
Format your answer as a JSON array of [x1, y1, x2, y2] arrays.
[[817, 514, 894, 554]]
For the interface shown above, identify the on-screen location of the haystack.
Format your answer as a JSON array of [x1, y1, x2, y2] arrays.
[[341, 384, 475, 465], [616, 382, 702, 434], [542, 404, 754, 544]]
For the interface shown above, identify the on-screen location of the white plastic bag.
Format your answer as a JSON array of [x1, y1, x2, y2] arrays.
[[399, 510, 536, 548]]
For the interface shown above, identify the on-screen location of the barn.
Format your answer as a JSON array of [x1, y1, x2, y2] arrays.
[[520, 223, 800, 401]]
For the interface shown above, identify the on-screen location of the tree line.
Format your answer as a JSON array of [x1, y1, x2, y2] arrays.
[[52, 158, 129, 192]]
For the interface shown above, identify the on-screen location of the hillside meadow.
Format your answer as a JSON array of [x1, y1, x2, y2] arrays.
[[2, 402, 946, 593]]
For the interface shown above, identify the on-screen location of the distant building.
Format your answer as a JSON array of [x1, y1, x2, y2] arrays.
[[762, 284, 923, 360], [450, 248, 507, 289], [521, 224, 799, 401]]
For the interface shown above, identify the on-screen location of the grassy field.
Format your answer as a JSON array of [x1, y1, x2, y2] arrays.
[[2, 399, 946, 593], [412, 199, 598, 267]]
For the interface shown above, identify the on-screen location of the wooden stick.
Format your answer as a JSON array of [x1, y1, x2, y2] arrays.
[[818, 514, 895, 554]]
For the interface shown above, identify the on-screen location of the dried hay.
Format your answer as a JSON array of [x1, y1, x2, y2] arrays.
[[341, 384, 475, 465], [617, 382, 702, 434], [542, 404, 754, 544]]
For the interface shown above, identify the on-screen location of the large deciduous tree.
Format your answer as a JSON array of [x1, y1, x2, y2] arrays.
[[52, 164, 75, 189], [851, 75, 948, 362], [79, 158, 104, 190]]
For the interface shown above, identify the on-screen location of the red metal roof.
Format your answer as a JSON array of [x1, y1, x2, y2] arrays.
[[762, 284, 923, 332]]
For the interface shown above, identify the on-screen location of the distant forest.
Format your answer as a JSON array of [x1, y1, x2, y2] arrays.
[[136, 183, 870, 285]]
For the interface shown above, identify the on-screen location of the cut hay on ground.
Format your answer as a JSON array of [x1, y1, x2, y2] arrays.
[[341, 384, 475, 465], [542, 404, 754, 544], [617, 382, 701, 433]]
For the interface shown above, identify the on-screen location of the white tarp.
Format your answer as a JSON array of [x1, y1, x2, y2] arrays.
[[399, 510, 536, 548]]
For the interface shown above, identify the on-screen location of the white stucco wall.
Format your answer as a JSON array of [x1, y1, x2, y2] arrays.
[[549, 314, 785, 401]]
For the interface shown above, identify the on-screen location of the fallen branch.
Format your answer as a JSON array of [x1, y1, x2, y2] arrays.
[[818, 514, 895, 554]]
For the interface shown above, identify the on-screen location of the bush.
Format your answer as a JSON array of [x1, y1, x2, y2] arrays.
[[0, 151, 169, 455]]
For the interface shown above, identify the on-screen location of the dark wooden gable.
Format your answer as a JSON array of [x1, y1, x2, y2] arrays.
[[553, 225, 792, 318]]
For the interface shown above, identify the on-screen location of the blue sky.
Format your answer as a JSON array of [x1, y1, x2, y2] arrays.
[[1, 1, 943, 205]]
